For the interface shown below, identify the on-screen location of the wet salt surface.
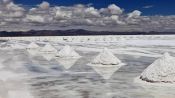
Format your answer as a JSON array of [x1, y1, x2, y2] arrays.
[[28, 52, 175, 98], [1, 45, 175, 98]]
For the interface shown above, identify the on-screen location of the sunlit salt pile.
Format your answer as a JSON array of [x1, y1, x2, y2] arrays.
[[91, 48, 121, 65], [56, 45, 81, 69], [140, 52, 175, 83], [56, 45, 81, 58], [88, 48, 125, 79], [40, 43, 57, 53]]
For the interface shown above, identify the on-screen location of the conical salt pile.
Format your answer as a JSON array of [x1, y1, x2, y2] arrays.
[[40, 43, 57, 53], [91, 48, 121, 65], [26, 42, 40, 50], [56, 45, 80, 58], [88, 48, 125, 79], [140, 52, 175, 83]]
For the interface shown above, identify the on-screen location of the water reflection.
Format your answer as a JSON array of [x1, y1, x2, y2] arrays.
[[41, 53, 55, 61], [88, 64, 125, 79], [56, 58, 79, 69], [27, 50, 39, 56]]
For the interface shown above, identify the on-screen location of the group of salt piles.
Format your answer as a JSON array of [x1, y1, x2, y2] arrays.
[[139, 52, 175, 83], [26, 42, 81, 69], [3, 41, 175, 82]]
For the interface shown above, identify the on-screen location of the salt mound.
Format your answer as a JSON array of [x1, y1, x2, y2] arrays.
[[91, 48, 121, 65], [140, 52, 175, 83], [26, 42, 40, 50], [40, 43, 57, 53], [56, 45, 81, 58]]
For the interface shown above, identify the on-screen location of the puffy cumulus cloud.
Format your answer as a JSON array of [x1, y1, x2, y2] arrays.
[[54, 7, 72, 20], [84, 7, 100, 18], [0, 1, 175, 32], [38, 1, 50, 10], [0, 1, 25, 18], [25, 15, 45, 23], [6, 2, 24, 11], [126, 10, 142, 24], [108, 4, 123, 15], [128, 10, 142, 19], [24, 12, 54, 24], [100, 4, 123, 16], [103, 15, 125, 25]]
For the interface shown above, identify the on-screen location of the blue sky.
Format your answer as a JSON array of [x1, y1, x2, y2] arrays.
[[14, 0, 175, 15]]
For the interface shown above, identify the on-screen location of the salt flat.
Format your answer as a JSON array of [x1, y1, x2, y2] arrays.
[[0, 35, 175, 98]]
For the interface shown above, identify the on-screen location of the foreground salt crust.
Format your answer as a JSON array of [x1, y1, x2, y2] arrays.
[[88, 48, 125, 79], [40, 43, 57, 53], [56, 45, 81, 58], [140, 52, 175, 83]]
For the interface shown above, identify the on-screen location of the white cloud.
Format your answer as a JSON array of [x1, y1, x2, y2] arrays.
[[38, 1, 50, 10], [54, 7, 72, 20], [0, 1, 25, 18], [143, 5, 154, 9], [84, 7, 100, 18], [25, 15, 45, 23], [128, 10, 142, 19], [0, 1, 174, 32], [108, 4, 123, 15], [6, 2, 24, 11]]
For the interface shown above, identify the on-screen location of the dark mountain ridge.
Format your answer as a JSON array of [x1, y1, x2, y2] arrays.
[[0, 29, 175, 37]]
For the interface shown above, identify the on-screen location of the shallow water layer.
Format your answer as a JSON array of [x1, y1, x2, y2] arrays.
[[1, 41, 175, 98], [29, 51, 175, 98]]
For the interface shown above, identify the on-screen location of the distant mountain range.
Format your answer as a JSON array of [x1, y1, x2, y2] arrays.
[[0, 29, 175, 37]]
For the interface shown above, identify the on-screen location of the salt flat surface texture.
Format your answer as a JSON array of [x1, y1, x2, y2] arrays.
[[0, 36, 175, 98]]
